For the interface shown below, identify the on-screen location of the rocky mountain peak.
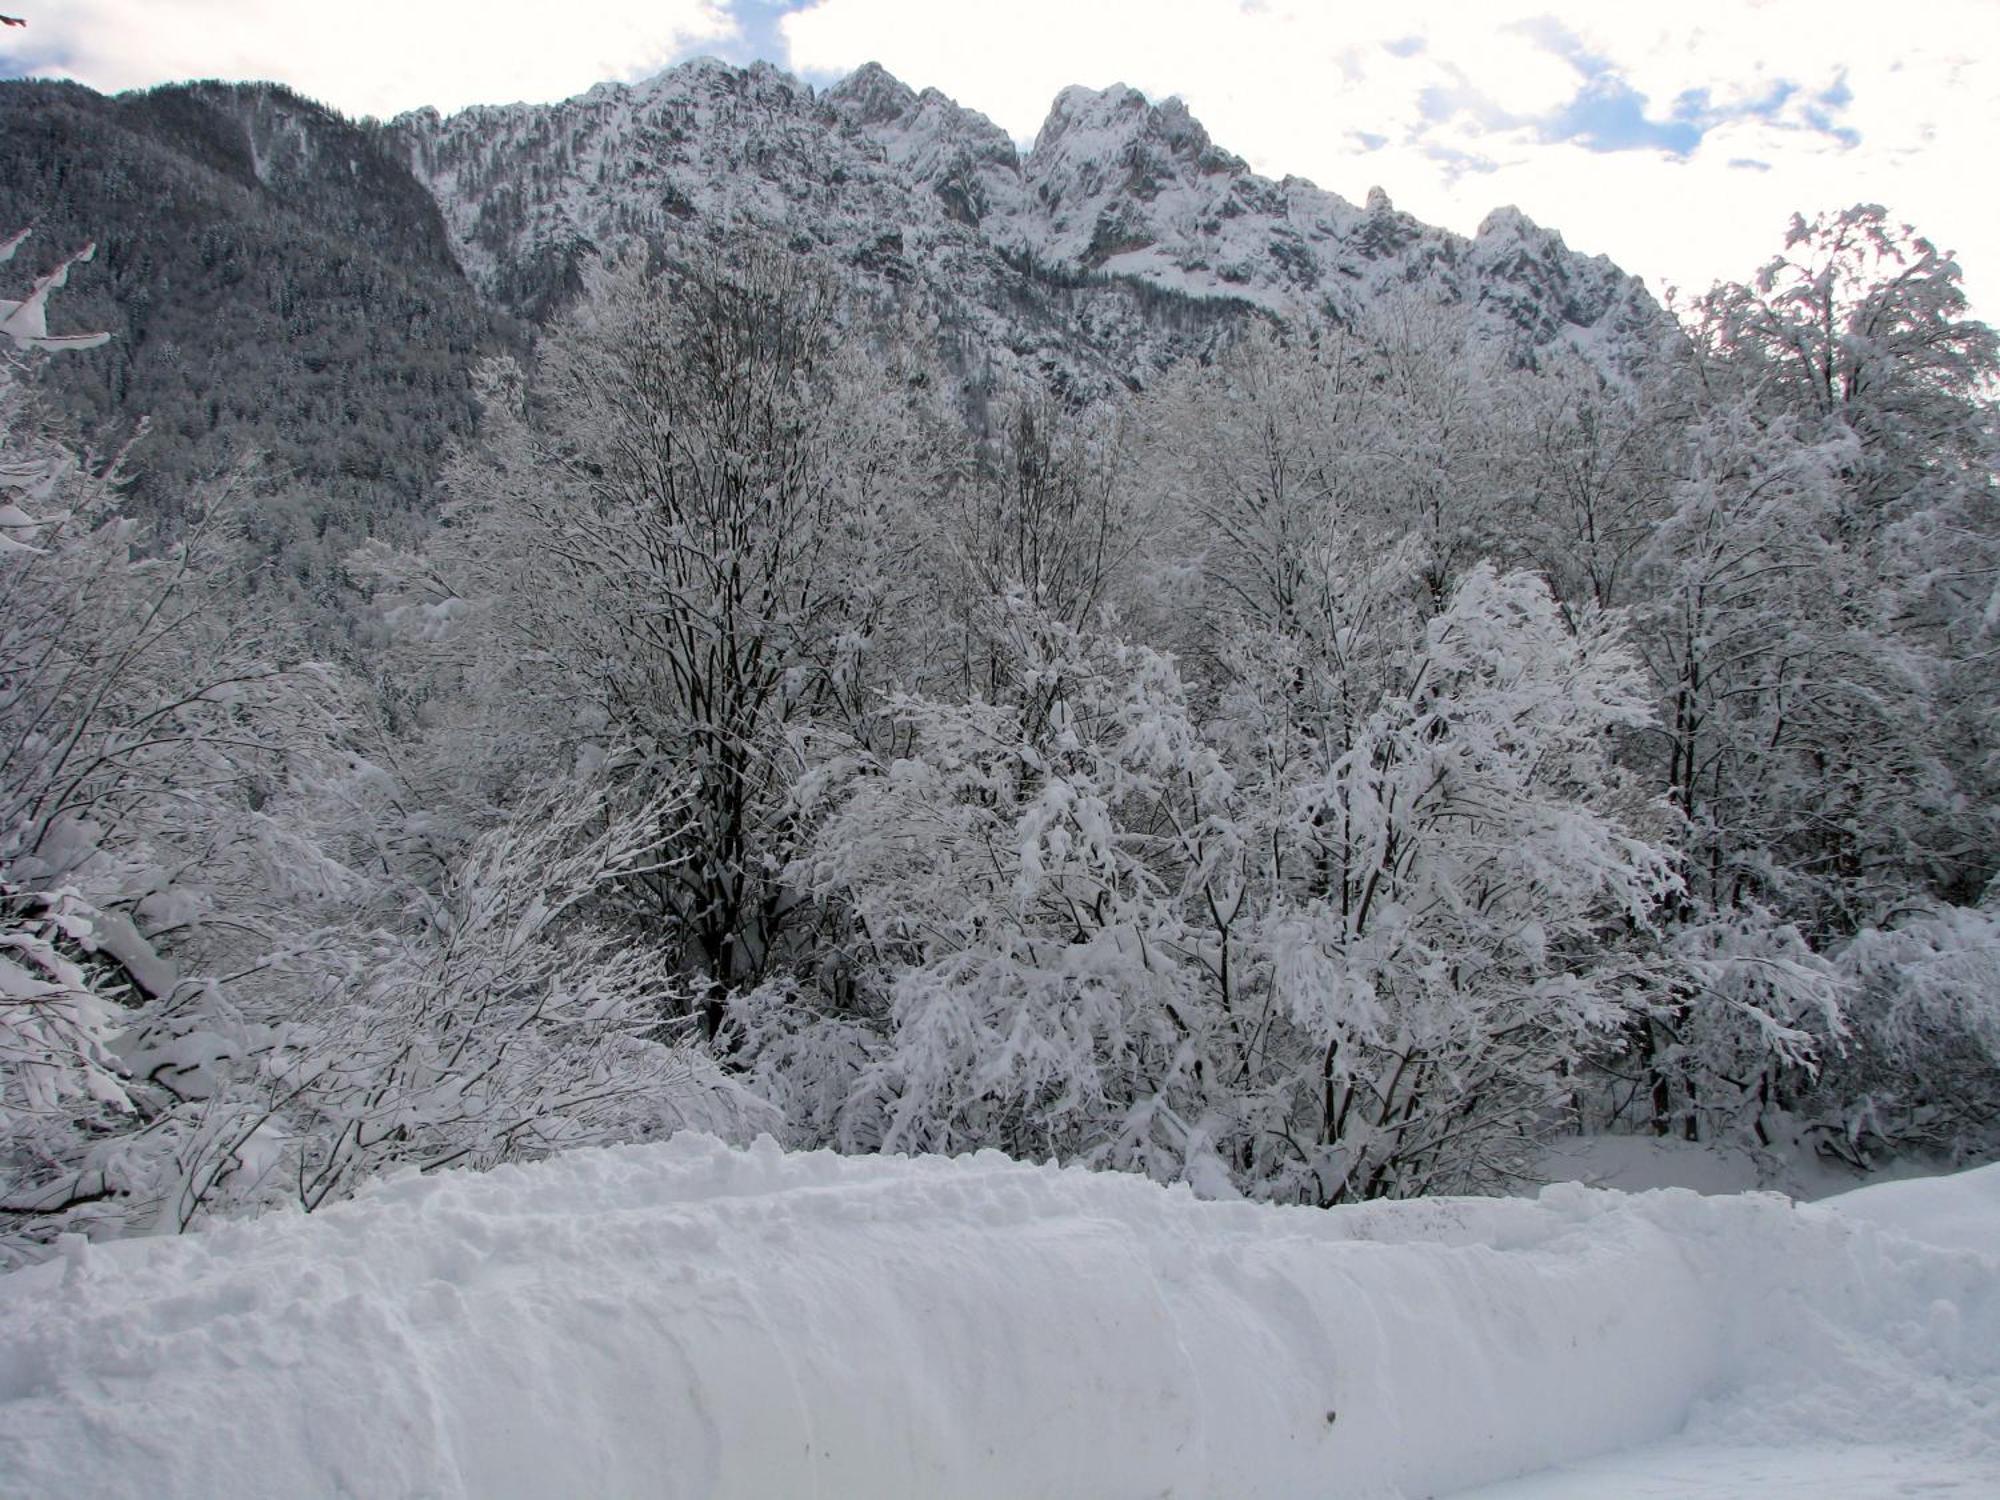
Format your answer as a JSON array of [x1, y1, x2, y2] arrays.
[[1018, 83, 1269, 273], [1027, 83, 1242, 186], [822, 63, 1021, 231], [1475, 204, 1541, 241], [1032, 83, 1145, 150], [823, 60, 919, 127], [823, 63, 1015, 161]]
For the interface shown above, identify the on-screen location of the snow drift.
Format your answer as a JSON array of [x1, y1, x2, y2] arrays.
[[1, 1137, 1995, 1499]]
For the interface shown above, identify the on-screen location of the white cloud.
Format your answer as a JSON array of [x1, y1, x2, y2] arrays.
[[17, 1, 736, 117]]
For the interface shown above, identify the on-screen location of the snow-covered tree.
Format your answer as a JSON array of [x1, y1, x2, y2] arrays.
[[774, 598, 1219, 1178], [413, 247, 942, 1022], [0, 231, 111, 354], [1135, 324, 1368, 656], [1683, 209, 1997, 914], [1, 238, 770, 1260], [141, 776, 770, 1227], [1489, 350, 1672, 620], [1824, 893, 2000, 1160], [1234, 566, 1676, 1200], [0, 237, 172, 1237], [1347, 298, 1512, 612], [940, 392, 1145, 705], [1607, 207, 2000, 1149], [1690, 205, 1996, 530], [771, 567, 1676, 1202]]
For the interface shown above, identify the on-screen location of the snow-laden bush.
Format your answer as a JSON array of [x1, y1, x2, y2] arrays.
[[1611, 905, 1846, 1147], [1813, 896, 2000, 1161], [0, 243, 769, 1262], [4, 737, 773, 1258], [754, 569, 1679, 1203], [104, 777, 775, 1234]]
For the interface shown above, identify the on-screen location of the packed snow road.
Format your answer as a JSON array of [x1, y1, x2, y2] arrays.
[[1, 1136, 1994, 1499]]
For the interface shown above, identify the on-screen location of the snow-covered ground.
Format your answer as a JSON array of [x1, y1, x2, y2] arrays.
[[1, 1136, 1994, 1499]]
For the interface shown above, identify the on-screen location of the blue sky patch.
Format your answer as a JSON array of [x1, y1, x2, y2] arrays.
[[706, 0, 806, 70], [1543, 76, 1703, 155]]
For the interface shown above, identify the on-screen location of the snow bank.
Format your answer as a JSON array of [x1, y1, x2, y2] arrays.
[[1819, 1157, 2000, 1255], [1, 1139, 1995, 1499], [1534, 1126, 1967, 1202]]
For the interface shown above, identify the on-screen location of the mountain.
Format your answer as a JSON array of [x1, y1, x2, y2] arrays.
[[390, 59, 1255, 407], [0, 79, 516, 524], [392, 58, 1666, 401], [1, 58, 1668, 515]]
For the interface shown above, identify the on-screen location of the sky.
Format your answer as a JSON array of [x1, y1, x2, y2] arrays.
[[4, 1, 1996, 310]]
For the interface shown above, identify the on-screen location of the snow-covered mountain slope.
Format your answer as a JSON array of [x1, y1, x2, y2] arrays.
[[392, 59, 1258, 400], [3, 1137, 1994, 1499], [1004, 77, 1656, 355], [0, 79, 514, 515], [391, 59, 1667, 398]]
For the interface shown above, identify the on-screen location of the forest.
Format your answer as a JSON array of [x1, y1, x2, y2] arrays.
[[2, 200, 1996, 1264]]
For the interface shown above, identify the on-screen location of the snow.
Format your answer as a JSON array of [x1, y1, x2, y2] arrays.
[[1462, 1440, 2000, 1498], [1533, 1129, 1956, 1202], [1457, 1161, 2000, 1497], [0, 239, 112, 352], [1, 1137, 1994, 1499], [1821, 1162, 2000, 1256]]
